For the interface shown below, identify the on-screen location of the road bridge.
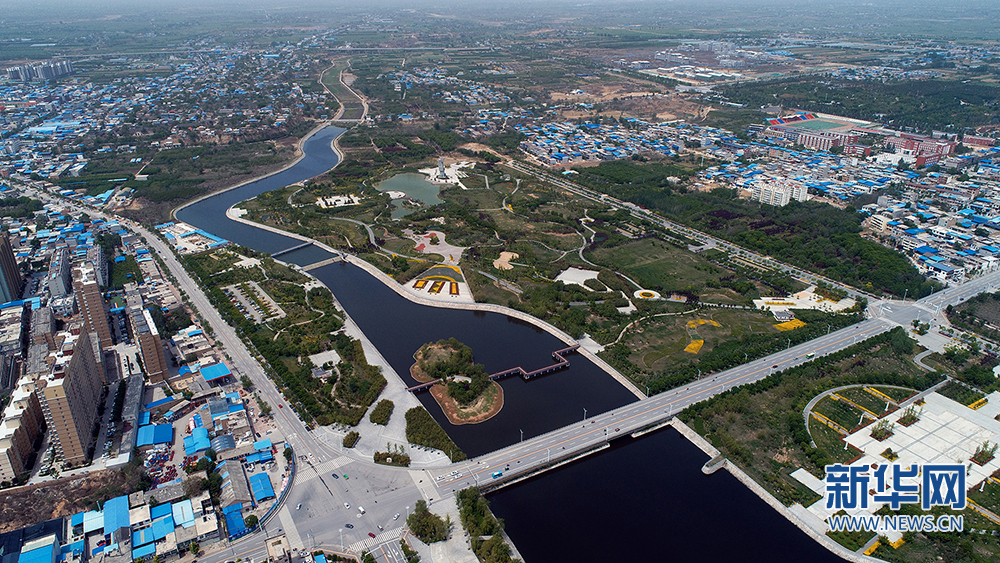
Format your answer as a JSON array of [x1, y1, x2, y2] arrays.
[[427, 267, 1000, 495]]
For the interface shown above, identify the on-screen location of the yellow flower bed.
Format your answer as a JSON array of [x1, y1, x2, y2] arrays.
[[684, 339, 705, 354], [774, 319, 807, 331]]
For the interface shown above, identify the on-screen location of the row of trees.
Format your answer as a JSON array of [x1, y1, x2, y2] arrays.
[[572, 161, 937, 299], [404, 407, 466, 462], [456, 488, 518, 563]]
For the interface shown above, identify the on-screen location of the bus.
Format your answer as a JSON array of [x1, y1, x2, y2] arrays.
[[806, 352, 815, 359]]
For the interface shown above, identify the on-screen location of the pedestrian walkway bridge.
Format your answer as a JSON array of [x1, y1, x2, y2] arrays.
[[406, 344, 580, 393]]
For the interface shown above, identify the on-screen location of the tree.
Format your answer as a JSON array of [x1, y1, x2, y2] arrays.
[[241, 375, 254, 390], [406, 500, 449, 543], [190, 543, 200, 556], [283, 447, 293, 461], [245, 515, 259, 528]]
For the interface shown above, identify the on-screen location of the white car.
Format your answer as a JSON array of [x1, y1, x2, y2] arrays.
[[344, 502, 350, 509]]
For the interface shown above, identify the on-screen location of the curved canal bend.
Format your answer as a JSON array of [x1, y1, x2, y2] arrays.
[[176, 125, 638, 457], [177, 125, 849, 562]]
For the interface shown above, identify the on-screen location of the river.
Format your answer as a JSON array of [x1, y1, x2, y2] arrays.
[[176, 124, 847, 561]]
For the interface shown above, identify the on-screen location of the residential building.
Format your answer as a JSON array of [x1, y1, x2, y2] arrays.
[[36, 331, 103, 464], [751, 180, 809, 207], [0, 375, 45, 482], [0, 233, 22, 303], [47, 247, 71, 297], [72, 262, 112, 349], [129, 308, 167, 383]]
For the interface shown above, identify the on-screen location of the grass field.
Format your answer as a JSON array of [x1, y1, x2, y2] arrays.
[[791, 118, 852, 131], [587, 238, 729, 294], [619, 308, 780, 372], [937, 380, 986, 406], [322, 58, 365, 119], [873, 386, 916, 403], [809, 420, 857, 464], [836, 387, 892, 416], [814, 396, 866, 431]]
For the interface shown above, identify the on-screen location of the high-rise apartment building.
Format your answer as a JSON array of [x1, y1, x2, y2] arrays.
[[72, 262, 112, 349], [48, 247, 71, 297], [0, 375, 45, 482], [129, 308, 167, 383], [36, 331, 103, 464], [0, 233, 23, 303]]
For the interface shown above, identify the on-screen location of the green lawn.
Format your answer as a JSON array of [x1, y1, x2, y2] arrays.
[[108, 256, 143, 290], [587, 238, 726, 293], [814, 396, 866, 431], [937, 380, 986, 406], [809, 419, 858, 464], [837, 387, 892, 416]]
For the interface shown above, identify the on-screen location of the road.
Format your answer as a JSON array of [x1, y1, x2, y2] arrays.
[[426, 267, 1000, 493], [14, 171, 1000, 561], [15, 184, 421, 558], [505, 160, 878, 302]]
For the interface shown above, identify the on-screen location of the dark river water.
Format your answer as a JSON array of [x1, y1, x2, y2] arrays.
[[488, 427, 846, 563], [177, 125, 846, 561]]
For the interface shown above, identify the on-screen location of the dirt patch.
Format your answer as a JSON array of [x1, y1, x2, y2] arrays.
[[427, 381, 503, 425], [0, 467, 146, 533], [410, 343, 503, 425]]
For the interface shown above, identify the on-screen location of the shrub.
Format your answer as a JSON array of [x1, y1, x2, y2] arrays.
[[343, 431, 360, 448], [369, 400, 394, 426]]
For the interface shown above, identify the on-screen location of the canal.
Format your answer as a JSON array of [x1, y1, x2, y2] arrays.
[[176, 124, 848, 561]]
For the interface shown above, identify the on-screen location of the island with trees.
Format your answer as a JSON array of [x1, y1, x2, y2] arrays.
[[410, 338, 503, 425]]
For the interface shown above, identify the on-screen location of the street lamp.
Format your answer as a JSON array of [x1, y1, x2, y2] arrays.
[[786, 338, 791, 350], [583, 407, 587, 421], [339, 528, 343, 550], [519, 429, 523, 442]]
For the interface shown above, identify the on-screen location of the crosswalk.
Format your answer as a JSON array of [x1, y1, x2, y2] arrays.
[[349, 527, 404, 553], [314, 456, 354, 474]]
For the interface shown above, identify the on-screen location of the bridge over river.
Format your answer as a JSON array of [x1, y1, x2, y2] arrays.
[[424, 266, 1000, 496]]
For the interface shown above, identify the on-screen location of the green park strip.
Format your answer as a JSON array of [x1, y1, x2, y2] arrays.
[[183, 247, 386, 426]]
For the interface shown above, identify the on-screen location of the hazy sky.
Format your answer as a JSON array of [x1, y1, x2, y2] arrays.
[[2, 0, 999, 41]]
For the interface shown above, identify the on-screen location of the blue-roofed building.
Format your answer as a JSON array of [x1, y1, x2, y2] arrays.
[[149, 503, 172, 521], [103, 495, 130, 536], [172, 500, 195, 529], [200, 363, 231, 383], [248, 473, 275, 503], [136, 425, 173, 447], [19, 535, 59, 563], [222, 505, 247, 538], [183, 427, 211, 455]]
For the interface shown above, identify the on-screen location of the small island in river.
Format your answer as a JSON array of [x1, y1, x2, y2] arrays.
[[410, 338, 504, 425]]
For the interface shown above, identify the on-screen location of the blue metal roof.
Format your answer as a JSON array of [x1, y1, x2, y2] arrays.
[[103, 495, 130, 534], [150, 503, 172, 521], [136, 424, 173, 447], [248, 473, 275, 503], [183, 427, 211, 455], [200, 363, 232, 382]]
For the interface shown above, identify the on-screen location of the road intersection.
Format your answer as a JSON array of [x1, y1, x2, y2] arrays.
[[17, 178, 1000, 562]]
